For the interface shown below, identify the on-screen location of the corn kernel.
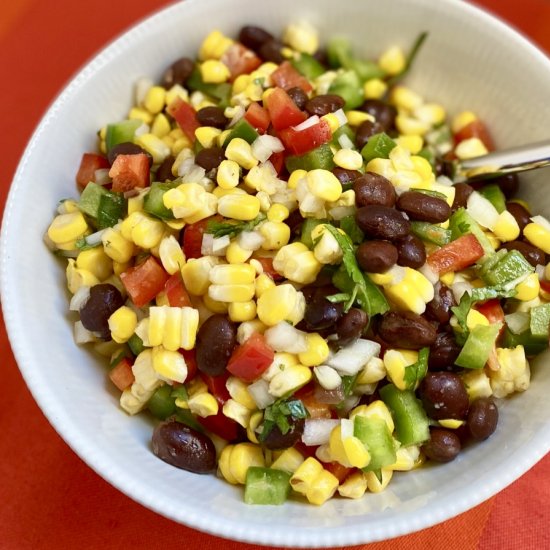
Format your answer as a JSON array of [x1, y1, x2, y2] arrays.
[[460, 369, 493, 401], [350, 400, 395, 432], [128, 107, 152, 124], [108, 306, 137, 344], [47, 211, 88, 246], [209, 263, 256, 285], [152, 346, 188, 383], [226, 241, 253, 264], [333, 148, 363, 171], [283, 21, 319, 54], [269, 364, 312, 397], [523, 222, 550, 254], [451, 111, 478, 134], [454, 137, 489, 160], [195, 126, 222, 149], [66, 260, 100, 294], [290, 457, 325, 495], [395, 135, 424, 154], [389, 446, 421, 471], [151, 112, 171, 138], [181, 256, 219, 295], [363, 78, 388, 100], [329, 423, 371, 469], [218, 445, 239, 484], [258, 221, 291, 250], [320, 113, 340, 133], [217, 193, 261, 221], [257, 283, 305, 327], [120, 211, 165, 249], [366, 468, 393, 492], [225, 138, 258, 170], [217, 159, 241, 189], [305, 469, 339, 505], [271, 447, 304, 473], [143, 85, 166, 114], [338, 471, 368, 499], [223, 399, 252, 428], [306, 169, 342, 202], [101, 228, 135, 264], [515, 273, 540, 302], [199, 30, 233, 61], [298, 332, 329, 367], [379, 45, 406, 75], [414, 103, 446, 127], [228, 300, 257, 322], [345, 110, 375, 127], [202, 293, 229, 314], [134, 133, 171, 164], [384, 349, 419, 390], [188, 392, 218, 418], [396, 114, 430, 136], [76, 247, 112, 281], [267, 203, 289, 223], [287, 169, 307, 190], [200, 59, 230, 83]]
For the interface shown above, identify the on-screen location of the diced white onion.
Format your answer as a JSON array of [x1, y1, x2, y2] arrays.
[[451, 281, 473, 303], [302, 419, 340, 446], [293, 115, 320, 132], [418, 263, 439, 285], [340, 418, 354, 439], [264, 322, 308, 353], [83, 228, 107, 247], [251, 135, 285, 163], [505, 312, 530, 335], [333, 108, 347, 127], [74, 321, 98, 344], [535, 264, 546, 279], [184, 165, 206, 183], [237, 230, 265, 251], [134, 122, 150, 137], [247, 379, 275, 409], [436, 175, 454, 187], [70, 286, 90, 312], [226, 105, 246, 127], [337, 134, 355, 150], [313, 365, 342, 390], [201, 233, 230, 256], [328, 205, 355, 220], [466, 191, 499, 230], [135, 76, 154, 106], [326, 339, 381, 375], [94, 168, 111, 186]]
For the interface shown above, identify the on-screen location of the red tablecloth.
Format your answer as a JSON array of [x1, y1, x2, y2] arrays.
[[1, 1, 549, 548]]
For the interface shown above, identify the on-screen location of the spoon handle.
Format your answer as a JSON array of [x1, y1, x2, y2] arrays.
[[453, 139, 550, 183]]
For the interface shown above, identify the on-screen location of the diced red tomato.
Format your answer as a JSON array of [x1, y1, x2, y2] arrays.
[[244, 102, 271, 134], [427, 234, 484, 275], [226, 333, 275, 382], [182, 215, 222, 259], [268, 150, 285, 175], [454, 119, 494, 151], [164, 272, 192, 307], [109, 357, 134, 391], [271, 61, 313, 93], [221, 43, 262, 81], [200, 371, 231, 405], [109, 153, 150, 192], [76, 152, 110, 189], [278, 118, 332, 155], [120, 256, 170, 308], [179, 348, 198, 382], [167, 96, 200, 141], [255, 256, 284, 281], [294, 440, 319, 459], [323, 461, 353, 483], [265, 87, 307, 131], [475, 299, 505, 324], [198, 409, 241, 441], [540, 279, 550, 294]]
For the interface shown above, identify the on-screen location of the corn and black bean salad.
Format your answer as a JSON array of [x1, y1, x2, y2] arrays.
[[45, 21, 550, 506]]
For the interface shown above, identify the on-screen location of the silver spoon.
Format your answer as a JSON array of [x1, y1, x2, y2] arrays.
[[450, 139, 550, 183]]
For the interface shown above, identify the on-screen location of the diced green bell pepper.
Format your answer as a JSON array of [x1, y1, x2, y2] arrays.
[[501, 326, 548, 356], [478, 184, 506, 214], [291, 53, 326, 80], [326, 37, 385, 82], [147, 385, 177, 420], [285, 143, 335, 172], [379, 384, 430, 447], [186, 66, 232, 107], [143, 182, 176, 220], [455, 323, 502, 369], [410, 221, 451, 246], [300, 218, 327, 249], [97, 191, 126, 229], [328, 70, 364, 110], [354, 416, 397, 471], [331, 124, 356, 150], [127, 333, 144, 356], [480, 250, 534, 287], [360, 132, 397, 163], [105, 119, 141, 152], [244, 467, 292, 505], [79, 182, 107, 218], [223, 118, 259, 146], [530, 304, 550, 338]]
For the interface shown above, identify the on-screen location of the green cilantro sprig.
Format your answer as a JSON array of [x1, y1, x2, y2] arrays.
[[206, 213, 266, 239]]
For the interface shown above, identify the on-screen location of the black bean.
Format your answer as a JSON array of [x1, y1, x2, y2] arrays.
[[354, 172, 396, 207], [152, 419, 216, 473], [261, 418, 305, 450], [505, 201, 531, 232], [489, 173, 519, 199], [238, 25, 275, 52], [452, 182, 474, 212], [161, 57, 195, 88], [79, 284, 125, 338], [355, 119, 384, 149], [332, 168, 362, 185], [395, 234, 426, 269], [422, 428, 461, 462], [286, 86, 308, 110], [305, 94, 345, 117], [356, 205, 410, 241], [419, 372, 469, 420], [303, 294, 344, 331], [107, 142, 152, 167], [397, 191, 451, 223], [425, 282, 457, 325], [356, 240, 398, 273], [196, 314, 237, 376], [196, 106, 228, 129], [336, 308, 369, 346], [377, 311, 437, 349], [467, 397, 499, 441], [500, 240, 546, 267], [360, 99, 397, 132], [155, 155, 176, 182], [195, 147, 225, 171], [428, 331, 461, 371], [258, 39, 285, 63]]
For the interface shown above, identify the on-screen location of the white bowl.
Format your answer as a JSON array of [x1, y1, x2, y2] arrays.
[[2, 0, 550, 546]]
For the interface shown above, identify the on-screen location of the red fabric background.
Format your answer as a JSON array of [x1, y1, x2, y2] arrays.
[[1, 1, 549, 548]]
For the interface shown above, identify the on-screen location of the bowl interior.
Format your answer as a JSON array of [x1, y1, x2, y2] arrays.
[[2, 0, 550, 546]]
